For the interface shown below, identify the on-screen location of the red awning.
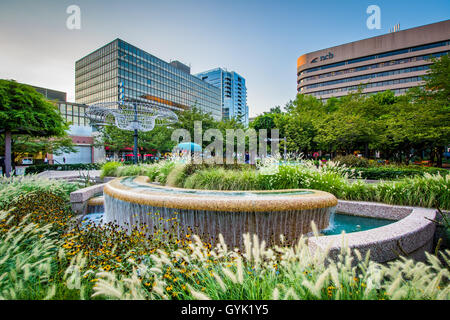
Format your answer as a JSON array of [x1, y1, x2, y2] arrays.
[[125, 154, 134, 156], [144, 154, 154, 157]]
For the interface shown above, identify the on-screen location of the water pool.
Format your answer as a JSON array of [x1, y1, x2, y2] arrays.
[[321, 212, 395, 236]]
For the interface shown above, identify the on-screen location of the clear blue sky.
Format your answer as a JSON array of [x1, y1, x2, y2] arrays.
[[0, 0, 449, 116]]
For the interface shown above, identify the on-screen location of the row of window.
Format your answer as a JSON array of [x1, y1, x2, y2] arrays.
[[118, 54, 220, 98], [75, 40, 118, 70], [76, 51, 118, 80], [76, 60, 118, 87], [59, 103, 90, 126], [299, 51, 448, 83], [308, 76, 423, 97], [299, 40, 450, 75], [118, 69, 221, 113], [76, 76, 117, 100], [301, 65, 430, 90], [318, 87, 415, 102], [77, 89, 117, 105], [117, 45, 220, 93], [118, 63, 220, 103]]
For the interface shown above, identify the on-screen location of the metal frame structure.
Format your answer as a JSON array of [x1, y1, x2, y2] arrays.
[[85, 101, 178, 164]]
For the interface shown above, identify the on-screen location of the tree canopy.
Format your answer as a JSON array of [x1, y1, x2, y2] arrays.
[[0, 80, 70, 176]]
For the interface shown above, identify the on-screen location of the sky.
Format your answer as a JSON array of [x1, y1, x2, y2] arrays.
[[0, 0, 449, 117]]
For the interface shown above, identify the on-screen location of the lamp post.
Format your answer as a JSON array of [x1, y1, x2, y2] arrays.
[[85, 101, 178, 165], [132, 102, 139, 164]]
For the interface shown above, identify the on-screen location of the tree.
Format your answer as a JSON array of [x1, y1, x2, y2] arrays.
[[278, 95, 324, 155], [0, 135, 77, 163], [0, 80, 69, 176], [93, 124, 174, 159], [172, 106, 219, 149], [404, 55, 450, 167]]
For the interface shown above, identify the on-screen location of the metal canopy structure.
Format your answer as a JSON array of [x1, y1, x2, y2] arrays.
[[85, 101, 178, 163]]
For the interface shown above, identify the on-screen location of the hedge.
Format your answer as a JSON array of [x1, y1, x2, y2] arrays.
[[348, 166, 449, 180], [24, 163, 103, 175]]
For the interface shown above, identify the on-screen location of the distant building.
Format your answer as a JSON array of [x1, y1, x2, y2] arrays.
[[55, 102, 94, 164], [31, 85, 67, 102], [75, 38, 222, 120], [195, 68, 249, 126], [297, 20, 450, 100]]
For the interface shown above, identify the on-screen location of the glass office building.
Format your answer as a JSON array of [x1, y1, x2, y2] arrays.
[[195, 68, 249, 126], [75, 39, 222, 120], [297, 20, 450, 100]]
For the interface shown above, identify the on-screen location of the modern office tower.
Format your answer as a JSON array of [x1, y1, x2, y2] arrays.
[[297, 20, 450, 100], [75, 38, 222, 120], [195, 68, 249, 126]]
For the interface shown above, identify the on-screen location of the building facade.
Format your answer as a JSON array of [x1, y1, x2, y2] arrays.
[[55, 102, 94, 164], [297, 20, 450, 100], [31, 85, 67, 102], [195, 68, 249, 126], [75, 38, 222, 120]]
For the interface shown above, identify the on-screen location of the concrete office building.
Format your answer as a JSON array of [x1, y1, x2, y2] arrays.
[[195, 68, 249, 126], [75, 39, 222, 120], [297, 20, 450, 100]]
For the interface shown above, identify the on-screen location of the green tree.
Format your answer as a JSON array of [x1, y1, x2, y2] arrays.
[[94, 125, 174, 158], [0, 80, 69, 176], [278, 95, 323, 155], [406, 55, 450, 167], [0, 135, 76, 162]]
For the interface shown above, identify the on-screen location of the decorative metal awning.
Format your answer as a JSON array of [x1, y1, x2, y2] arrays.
[[85, 101, 178, 132]]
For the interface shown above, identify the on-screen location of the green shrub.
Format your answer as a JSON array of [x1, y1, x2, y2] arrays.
[[333, 155, 370, 168], [155, 161, 177, 184], [348, 166, 448, 180], [165, 164, 187, 187], [117, 164, 147, 177], [184, 167, 261, 190], [100, 162, 123, 178], [25, 163, 102, 175]]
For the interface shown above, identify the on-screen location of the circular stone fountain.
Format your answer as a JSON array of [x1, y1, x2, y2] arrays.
[[103, 176, 338, 248]]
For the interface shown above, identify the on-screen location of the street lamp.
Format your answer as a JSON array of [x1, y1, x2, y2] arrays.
[[85, 101, 178, 165]]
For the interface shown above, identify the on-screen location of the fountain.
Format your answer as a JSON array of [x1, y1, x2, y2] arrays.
[[102, 176, 338, 248]]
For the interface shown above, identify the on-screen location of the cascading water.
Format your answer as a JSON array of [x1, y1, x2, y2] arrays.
[[102, 176, 338, 248]]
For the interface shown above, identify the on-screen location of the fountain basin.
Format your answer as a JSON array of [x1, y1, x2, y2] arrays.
[[103, 176, 338, 247]]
